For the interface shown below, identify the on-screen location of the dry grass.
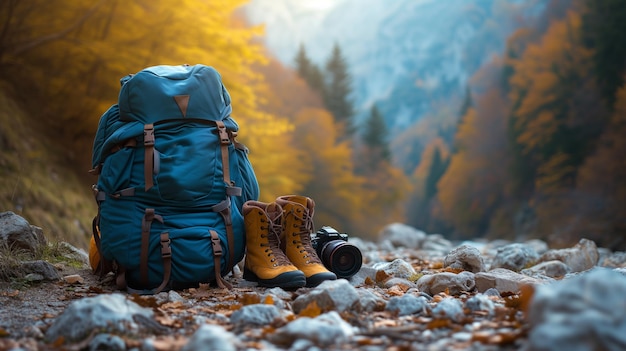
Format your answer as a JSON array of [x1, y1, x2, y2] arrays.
[[0, 241, 86, 283], [0, 82, 96, 251]]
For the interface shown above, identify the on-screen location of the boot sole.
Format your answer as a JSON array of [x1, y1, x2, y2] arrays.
[[243, 269, 306, 289], [305, 272, 337, 287]]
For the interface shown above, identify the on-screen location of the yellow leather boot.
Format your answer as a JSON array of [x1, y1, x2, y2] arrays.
[[276, 195, 337, 287], [243, 201, 306, 289]]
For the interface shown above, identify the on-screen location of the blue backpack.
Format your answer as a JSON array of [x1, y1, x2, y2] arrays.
[[90, 64, 259, 293]]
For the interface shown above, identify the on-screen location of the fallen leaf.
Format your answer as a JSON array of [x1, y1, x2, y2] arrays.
[[161, 301, 185, 311], [375, 270, 391, 283], [298, 300, 322, 317], [387, 286, 404, 296], [155, 314, 182, 328], [151, 335, 188, 351], [240, 292, 261, 305]]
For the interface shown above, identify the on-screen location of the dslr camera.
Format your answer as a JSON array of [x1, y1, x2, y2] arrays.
[[311, 226, 363, 278]]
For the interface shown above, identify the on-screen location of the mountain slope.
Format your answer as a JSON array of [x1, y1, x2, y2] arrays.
[[244, 0, 546, 130], [0, 83, 95, 249]]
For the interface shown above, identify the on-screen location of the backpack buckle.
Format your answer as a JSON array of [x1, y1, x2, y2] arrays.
[[210, 234, 223, 257], [143, 124, 155, 146], [160, 233, 171, 258], [215, 121, 231, 145]]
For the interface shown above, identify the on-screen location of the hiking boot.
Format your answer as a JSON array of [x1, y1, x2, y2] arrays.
[[242, 201, 306, 289], [276, 195, 337, 287]]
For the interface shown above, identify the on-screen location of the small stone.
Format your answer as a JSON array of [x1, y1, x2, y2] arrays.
[[431, 298, 464, 322], [443, 245, 486, 273], [63, 274, 84, 284], [521, 260, 571, 278], [385, 294, 428, 316], [475, 268, 543, 294], [490, 243, 539, 272], [539, 238, 599, 272], [378, 223, 426, 249], [416, 271, 475, 295], [371, 259, 417, 280]]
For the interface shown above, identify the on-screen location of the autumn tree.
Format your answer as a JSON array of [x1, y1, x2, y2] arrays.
[[506, 11, 608, 241], [0, 0, 294, 203], [436, 59, 513, 238]]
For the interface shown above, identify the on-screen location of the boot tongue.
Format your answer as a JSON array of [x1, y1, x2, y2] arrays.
[[287, 196, 308, 207], [265, 202, 282, 222]]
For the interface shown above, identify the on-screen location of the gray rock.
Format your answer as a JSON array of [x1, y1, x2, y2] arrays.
[[30, 225, 47, 246], [89, 333, 126, 351], [385, 294, 428, 316], [522, 260, 571, 278], [0, 211, 42, 253], [524, 239, 549, 255], [20, 260, 61, 281], [490, 243, 540, 272], [421, 234, 454, 254], [416, 271, 475, 295], [475, 268, 543, 294], [526, 268, 626, 351], [599, 251, 626, 268], [44, 293, 153, 343], [24, 273, 44, 282], [539, 238, 599, 272], [58, 241, 89, 266], [181, 324, 237, 351], [483, 288, 501, 297], [443, 245, 486, 273], [354, 288, 385, 313], [292, 279, 359, 314], [270, 311, 354, 348], [465, 294, 495, 316], [230, 304, 282, 328], [371, 258, 417, 280], [347, 266, 377, 286], [481, 239, 512, 257], [378, 223, 426, 249], [431, 298, 464, 322]]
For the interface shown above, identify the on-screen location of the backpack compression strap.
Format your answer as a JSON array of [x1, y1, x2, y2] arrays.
[[216, 121, 242, 197], [212, 198, 236, 276], [138, 208, 171, 294], [143, 124, 155, 191], [215, 120, 241, 279], [210, 230, 232, 289]]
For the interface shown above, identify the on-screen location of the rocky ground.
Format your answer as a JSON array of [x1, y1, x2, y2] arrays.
[[1, 212, 626, 351]]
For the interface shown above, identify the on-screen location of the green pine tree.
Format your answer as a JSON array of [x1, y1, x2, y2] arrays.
[[294, 43, 325, 96], [324, 43, 355, 139], [361, 104, 390, 172]]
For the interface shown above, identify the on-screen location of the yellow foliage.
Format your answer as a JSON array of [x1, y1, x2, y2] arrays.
[[508, 11, 592, 159]]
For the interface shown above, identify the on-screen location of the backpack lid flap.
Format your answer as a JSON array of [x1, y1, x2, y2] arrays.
[[118, 65, 232, 124]]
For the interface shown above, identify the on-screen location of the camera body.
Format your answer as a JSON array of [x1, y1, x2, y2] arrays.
[[311, 226, 363, 278]]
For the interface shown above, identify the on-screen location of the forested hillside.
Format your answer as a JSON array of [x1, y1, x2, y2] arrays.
[[405, 0, 626, 250], [0, 0, 409, 247]]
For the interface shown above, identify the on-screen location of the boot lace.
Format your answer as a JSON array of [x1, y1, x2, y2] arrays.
[[260, 211, 292, 267], [290, 207, 322, 264]]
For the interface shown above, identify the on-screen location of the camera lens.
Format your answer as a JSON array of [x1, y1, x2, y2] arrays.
[[319, 240, 363, 278]]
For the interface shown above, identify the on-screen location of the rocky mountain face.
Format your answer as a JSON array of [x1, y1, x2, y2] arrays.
[[244, 0, 547, 131]]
